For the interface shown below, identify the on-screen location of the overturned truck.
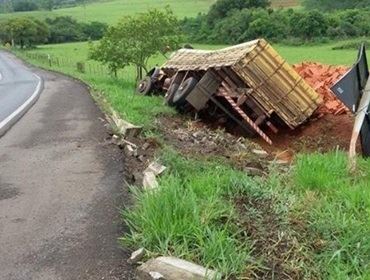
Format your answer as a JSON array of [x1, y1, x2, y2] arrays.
[[137, 39, 322, 144]]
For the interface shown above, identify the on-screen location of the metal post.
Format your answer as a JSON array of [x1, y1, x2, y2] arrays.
[[349, 77, 370, 171]]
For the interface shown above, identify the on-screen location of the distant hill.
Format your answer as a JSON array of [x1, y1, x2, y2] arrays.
[[0, 0, 299, 24]]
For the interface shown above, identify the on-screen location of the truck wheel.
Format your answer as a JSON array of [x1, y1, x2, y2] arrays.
[[136, 76, 153, 95], [166, 82, 180, 106], [172, 77, 198, 107]]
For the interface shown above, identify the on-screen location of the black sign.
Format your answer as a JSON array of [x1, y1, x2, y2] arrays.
[[331, 44, 370, 157]]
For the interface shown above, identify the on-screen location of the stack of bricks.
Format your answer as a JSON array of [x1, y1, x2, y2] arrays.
[[293, 62, 349, 116]]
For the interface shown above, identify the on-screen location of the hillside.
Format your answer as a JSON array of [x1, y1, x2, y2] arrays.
[[0, 0, 214, 23], [0, 0, 299, 24]]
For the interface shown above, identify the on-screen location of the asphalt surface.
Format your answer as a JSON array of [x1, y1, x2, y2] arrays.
[[0, 52, 134, 279], [0, 51, 40, 124]]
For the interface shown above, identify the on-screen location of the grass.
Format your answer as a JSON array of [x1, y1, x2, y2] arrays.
[[293, 152, 370, 279], [13, 45, 175, 127], [123, 149, 308, 278], [22, 39, 363, 69], [0, 0, 215, 24], [0, 0, 299, 24], [122, 149, 370, 278], [123, 150, 252, 277]]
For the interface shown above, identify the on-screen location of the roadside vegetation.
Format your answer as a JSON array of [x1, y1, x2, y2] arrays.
[[2, 0, 370, 278], [124, 149, 370, 278]]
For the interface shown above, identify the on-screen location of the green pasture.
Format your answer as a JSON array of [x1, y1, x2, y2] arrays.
[[0, 0, 215, 23], [28, 39, 360, 68], [0, 0, 300, 24]]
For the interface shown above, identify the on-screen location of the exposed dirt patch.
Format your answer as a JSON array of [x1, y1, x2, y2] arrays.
[[116, 114, 276, 187], [156, 115, 277, 170], [259, 113, 355, 154]]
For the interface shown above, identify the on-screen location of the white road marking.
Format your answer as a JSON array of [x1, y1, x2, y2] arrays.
[[0, 71, 3, 81], [0, 73, 42, 133]]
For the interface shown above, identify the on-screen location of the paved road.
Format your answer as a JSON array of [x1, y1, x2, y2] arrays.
[[0, 51, 41, 129], [0, 52, 134, 279]]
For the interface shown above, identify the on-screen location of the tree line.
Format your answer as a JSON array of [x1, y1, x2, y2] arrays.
[[182, 0, 370, 44], [0, 0, 87, 13], [0, 16, 107, 48]]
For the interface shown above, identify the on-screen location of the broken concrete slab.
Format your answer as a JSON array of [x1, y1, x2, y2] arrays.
[[142, 142, 151, 150], [110, 111, 142, 138], [136, 256, 221, 280], [124, 144, 136, 157], [128, 248, 146, 264], [144, 161, 166, 176], [142, 171, 159, 190]]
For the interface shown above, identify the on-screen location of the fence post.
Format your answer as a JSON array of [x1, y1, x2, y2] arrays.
[[47, 54, 52, 67]]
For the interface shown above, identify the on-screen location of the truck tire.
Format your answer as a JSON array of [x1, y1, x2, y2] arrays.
[[166, 82, 180, 106], [136, 76, 153, 95], [172, 77, 198, 107]]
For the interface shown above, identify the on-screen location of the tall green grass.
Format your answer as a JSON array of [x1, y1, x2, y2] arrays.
[[294, 152, 370, 279], [122, 150, 319, 278], [123, 150, 252, 277]]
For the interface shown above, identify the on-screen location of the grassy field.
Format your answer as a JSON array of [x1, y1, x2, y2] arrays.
[[0, 0, 215, 23], [25, 39, 360, 69], [0, 0, 299, 24]]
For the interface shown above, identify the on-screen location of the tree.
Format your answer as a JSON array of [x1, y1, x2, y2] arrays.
[[0, 17, 49, 48], [45, 16, 85, 43], [303, 0, 370, 10], [0, 0, 14, 13], [81, 21, 107, 40], [12, 0, 38, 11], [207, 0, 270, 26], [40, 0, 54, 11], [89, 7, 182, 79], [290, 10, 328, 40]]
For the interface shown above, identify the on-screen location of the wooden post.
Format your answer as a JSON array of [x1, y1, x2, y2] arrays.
[[349, 77, 370, 172]]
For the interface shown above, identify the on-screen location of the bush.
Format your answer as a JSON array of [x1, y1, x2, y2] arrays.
[[291, 10, 329, 40], [12, 0, 39, 11], [81, 21, 108, 40], [207, 0, 270, 26], [45, 17, 107, 43], [0, 17, 49, 48]]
